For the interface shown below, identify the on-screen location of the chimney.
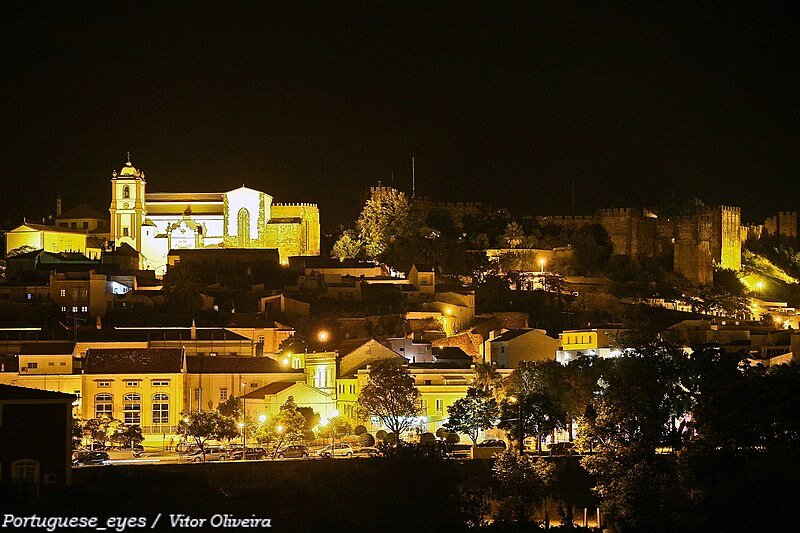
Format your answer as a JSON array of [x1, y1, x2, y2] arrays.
[[56, 195, 62, 217]]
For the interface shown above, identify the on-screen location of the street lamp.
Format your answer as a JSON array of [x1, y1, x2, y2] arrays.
[[318, 330, 329, 343], [539, 258, 545, 273], [508, 396, 524, 454], [238, 422, 245, 446]]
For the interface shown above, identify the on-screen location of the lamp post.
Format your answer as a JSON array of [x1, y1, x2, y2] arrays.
[[508, 396, 524, 454], [539, 258, 545, 273]]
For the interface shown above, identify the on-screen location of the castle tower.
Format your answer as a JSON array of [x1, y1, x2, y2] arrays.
[[109, 153, 147, 252]]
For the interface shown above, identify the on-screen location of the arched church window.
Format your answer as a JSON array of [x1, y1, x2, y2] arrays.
[[237, 208, 250, 247], [123, 185, 130, 199]]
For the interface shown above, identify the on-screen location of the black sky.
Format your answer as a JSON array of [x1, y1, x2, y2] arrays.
[[1, 3, 798, 230]]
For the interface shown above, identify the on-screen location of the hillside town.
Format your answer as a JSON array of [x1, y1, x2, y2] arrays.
[[1, 155, 799, 529]]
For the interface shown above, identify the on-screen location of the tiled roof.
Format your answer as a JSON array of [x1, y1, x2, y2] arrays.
[[491, 329, 536, 342], [57, 203, 106, 221], [242, 381, 298, 398], [84, 348, 183, 374], [19, 342, 75, 355], [0, 383, 76, 401], [13, 223, 87, 235], [187, 356, 298, 374]]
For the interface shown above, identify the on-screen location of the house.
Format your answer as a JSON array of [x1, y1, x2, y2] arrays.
[[5, 223, 90, 258], [489, 329, 559, 368], [185, 356, 304, 412], [556, 328, 626, 363], [242, 381, 335, 420], [0, 384, 76, 494]]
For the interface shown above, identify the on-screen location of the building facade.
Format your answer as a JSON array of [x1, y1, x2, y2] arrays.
[[108, 156, 320, 274]]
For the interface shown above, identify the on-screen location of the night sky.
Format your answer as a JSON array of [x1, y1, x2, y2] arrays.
[[2, 4, 798, 230]]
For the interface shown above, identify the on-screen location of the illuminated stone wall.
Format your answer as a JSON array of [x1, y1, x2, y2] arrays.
[[710, 206, 742, 271]]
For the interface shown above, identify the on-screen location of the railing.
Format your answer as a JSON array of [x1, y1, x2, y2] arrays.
[[140, 425, 178, 435]]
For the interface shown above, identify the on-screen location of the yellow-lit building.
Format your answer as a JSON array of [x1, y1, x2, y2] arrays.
[[242, 381, 336, 420], [108, 156, 320, 274], [5, 223, 90, 257], [556, 328, 625, 363], [82, 348, 186, 443], [488, 328, 559, 368]]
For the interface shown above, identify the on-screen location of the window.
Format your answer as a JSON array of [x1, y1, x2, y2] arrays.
[[61, 307, 67, 312], [153, 380, 169, 387], [72, 307, 78, 313], [11, 460, 39, 484], [98, 381, 111, 387], [420, 399, 428, 412], [435, 399, 444, 415], [152, 394, 169, 425], [80, 288, 88, 298], [257, 336, 264, 344], [70, 222, 77, 229], [126, 381, 139, 387], [60, 361, 66, 366], [123, 393, 141, 425], [48, 362, 54, 366], [81, 306, 88, 313], [82, 222, 89, 229], [237, 208, 251, 247], [95, 393, 113, 418], [60, 289, 66, 297], [72, 289, 78, 300], [122, 227, 129, 237], [219, 388, 228, 401], [27, 362, 38, 369], [123, 185, 130, 199]]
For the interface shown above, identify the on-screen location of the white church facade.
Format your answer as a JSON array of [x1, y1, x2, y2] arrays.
[[109, 156, 320, 275]]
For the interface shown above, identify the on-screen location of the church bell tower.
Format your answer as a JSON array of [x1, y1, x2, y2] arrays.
[[109, 153, 147, 251]]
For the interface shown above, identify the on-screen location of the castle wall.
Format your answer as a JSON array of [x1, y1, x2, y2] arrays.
[[764, 211, 798, 239], [673, 214, 713, 286], [710, 206, 741, 271]]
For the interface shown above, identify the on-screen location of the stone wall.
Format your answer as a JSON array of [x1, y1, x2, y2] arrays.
[[764, 211, 798, 239]]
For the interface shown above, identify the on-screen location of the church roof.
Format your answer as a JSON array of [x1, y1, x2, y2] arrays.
[[11, 223, 87, 235], [145, 192, 224, 203]]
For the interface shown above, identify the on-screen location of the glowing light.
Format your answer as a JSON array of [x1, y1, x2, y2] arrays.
[[508, 396, 518, 404], [238, 422, 245, 429], [319, 418, 329, 427], [281, 357, 290, 366], [259, 414, 267, 424], [331, 409, 339, 418], [756, 281, 764, 289], [276, 425, 284, 433], [318, 330, 329, 342], [445, 307, 453, 315], [539, 258, 545, 273]]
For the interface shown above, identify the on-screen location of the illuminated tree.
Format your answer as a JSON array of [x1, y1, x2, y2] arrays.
[[357, 360, 420, 441], [356, 188, 415, 259], [503, 221, 525, 248], [318, 415, 353, 439], [445, 387, 499, 446], [331, 229, 364, 260], [82, 416, 123, 448], [178, 410, 239, 462]]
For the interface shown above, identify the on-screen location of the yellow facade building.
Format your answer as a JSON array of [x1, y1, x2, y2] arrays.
[[5, 223, 90, 257]]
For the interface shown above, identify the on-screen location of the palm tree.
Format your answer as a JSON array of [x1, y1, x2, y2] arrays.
[[163, 264, 204, 314], [474, 361, 500, 392]]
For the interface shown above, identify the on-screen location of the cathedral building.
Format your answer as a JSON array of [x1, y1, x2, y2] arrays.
[[108, 156, 320, 275]]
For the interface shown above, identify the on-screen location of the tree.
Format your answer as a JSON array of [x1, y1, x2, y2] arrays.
[[493, 450, 555, 524], [331, 229, 364, 260], [319, 415, 353, 439], [83, 416, 123, 448], [178, 410, 239, 462], [445, 387, 499, 446], [356, 188, 415, 259], [163, 264, 205, 313], [110, 424, 144, 448], [499, 362, 570, 454], [217, 395, 242, 419], [474, 361, 500, 392], [357, 360, 420, 441], [503, 221, 525, 248]]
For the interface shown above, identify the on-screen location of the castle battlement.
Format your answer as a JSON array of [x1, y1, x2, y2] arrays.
[[597, 207, 638, 216], [273, 203, 318, 207]]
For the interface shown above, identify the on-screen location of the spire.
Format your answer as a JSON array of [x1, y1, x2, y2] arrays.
[[127, 151, 132, 164]]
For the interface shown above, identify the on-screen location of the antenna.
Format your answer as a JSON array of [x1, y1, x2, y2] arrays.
[[412, 156, 416, 198]]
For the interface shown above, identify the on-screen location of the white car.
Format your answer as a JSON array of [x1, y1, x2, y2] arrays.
[[317, 443, 354, 458]]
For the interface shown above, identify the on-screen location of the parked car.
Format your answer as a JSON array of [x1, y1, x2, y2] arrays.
[[186, 445, 229, 462], [176, 442, 200, 455], [548, 442, 575, 455], [275, 444, 309, 459], [357, 446, 381, 457], [230, 446, 268, 460], [72, 451, 110, 466], [476, 439, 507, 448], [317, 443, 354, 458]]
